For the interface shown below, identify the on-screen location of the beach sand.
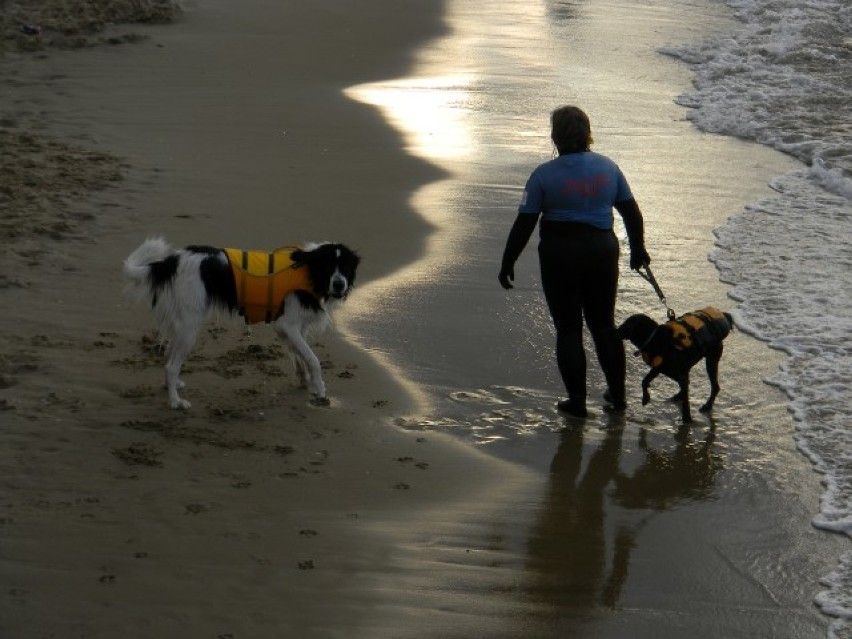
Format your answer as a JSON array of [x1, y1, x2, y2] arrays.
[[1, 1, 847, 637], [0, 2, 534, 637]]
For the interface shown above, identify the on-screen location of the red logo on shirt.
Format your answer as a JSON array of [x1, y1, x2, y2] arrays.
[[561, 174, 609, 198]]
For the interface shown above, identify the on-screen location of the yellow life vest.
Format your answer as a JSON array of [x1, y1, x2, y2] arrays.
[[224, 247, 313, 324], [640, 307, 730, 368]]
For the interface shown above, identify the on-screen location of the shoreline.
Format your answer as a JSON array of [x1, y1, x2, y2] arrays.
[[0, 2, 543, 637], [1, 1, 847, 636]]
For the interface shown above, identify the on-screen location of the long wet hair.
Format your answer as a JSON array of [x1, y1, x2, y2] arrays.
[[550, 105, 593, 155]]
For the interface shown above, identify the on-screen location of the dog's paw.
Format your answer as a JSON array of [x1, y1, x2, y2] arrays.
[[170, 398, 191, 410], [699, 402, 714, 413], [641, 393, 651, 406]]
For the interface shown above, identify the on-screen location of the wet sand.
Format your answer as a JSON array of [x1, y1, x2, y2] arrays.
[[1, 1, 848, 637]]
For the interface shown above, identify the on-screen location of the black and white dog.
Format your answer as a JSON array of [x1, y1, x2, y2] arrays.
[[123, 237, 360, 409]]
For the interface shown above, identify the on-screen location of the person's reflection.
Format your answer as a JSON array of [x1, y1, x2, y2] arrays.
[[525, 415, 629, 610], [525, 417, 722, 612], [612, 422, 722, 511]]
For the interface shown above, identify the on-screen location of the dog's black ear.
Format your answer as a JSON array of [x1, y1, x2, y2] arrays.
[[290, 249, 310, 267], [615, 316, 634, 339]]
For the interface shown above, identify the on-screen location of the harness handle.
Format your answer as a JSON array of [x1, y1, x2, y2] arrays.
[[637, 265, 676, 320]]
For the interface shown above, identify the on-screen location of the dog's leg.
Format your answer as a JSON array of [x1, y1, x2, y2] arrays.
[[275, 322, 326, 401], [700, 344, 723, 413], [640, 368, 661, 406], [676, 373, 692, 423], [163, 341, 187, 390], [291, 351, 310, 389], [164, 321, 200, 410]]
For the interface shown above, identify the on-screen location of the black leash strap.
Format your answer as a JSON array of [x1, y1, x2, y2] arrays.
[[637, 265, 676, 320]]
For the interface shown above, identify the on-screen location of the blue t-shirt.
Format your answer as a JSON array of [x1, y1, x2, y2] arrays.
[[518, 151, 633, 229]]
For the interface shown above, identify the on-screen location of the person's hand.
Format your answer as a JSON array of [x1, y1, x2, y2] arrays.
[[498, 267, 515, 289], [630, 248, 651, 271]]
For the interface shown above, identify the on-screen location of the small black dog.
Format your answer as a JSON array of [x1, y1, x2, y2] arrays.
[[616, 307, 734, 422]]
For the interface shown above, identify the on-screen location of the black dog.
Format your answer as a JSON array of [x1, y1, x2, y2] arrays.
[[616, 307, 734, 422]]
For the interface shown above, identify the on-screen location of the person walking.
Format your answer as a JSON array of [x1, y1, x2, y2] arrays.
[[498, 105, 650, 418]]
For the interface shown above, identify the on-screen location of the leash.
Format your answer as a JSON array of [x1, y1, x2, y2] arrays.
[[636, 264, 676, 320]]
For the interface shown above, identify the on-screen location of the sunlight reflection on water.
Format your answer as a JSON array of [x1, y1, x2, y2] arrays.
[[345, 76, 475, 161]]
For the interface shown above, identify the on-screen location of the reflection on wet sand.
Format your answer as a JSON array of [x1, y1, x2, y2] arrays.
[[525, 416, 722, 614], [613, 422, 723, 511], [525, 415, 631, 613]]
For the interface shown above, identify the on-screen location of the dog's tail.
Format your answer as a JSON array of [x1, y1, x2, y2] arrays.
[[122, 237, 174, 303]]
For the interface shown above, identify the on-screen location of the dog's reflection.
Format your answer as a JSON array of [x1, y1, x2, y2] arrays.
[[525, 417, 721, 611], [612, 422, 722, 511]]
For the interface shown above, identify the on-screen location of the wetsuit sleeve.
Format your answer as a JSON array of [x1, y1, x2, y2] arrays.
[[615, 198, 651, 270], [499, 213, 539, 289]]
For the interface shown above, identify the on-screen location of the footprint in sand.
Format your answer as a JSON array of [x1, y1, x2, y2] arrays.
[[185, 502, 212, 515], [118, 385, 156, 399], [111, 443, 163, 467]]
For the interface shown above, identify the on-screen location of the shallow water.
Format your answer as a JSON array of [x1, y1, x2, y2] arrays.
[[667, 0, 852, 631], [343, 0, 849, 634]]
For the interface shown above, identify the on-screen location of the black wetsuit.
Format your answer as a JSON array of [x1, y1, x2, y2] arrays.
[[538, 220, 624, 404]]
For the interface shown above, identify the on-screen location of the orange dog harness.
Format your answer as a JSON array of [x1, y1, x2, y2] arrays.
[[640, 307, 731, 368], [224, 247, 313, 324]]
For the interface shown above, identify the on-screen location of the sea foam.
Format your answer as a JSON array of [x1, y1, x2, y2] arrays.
[[665, 0, 852, 633]]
